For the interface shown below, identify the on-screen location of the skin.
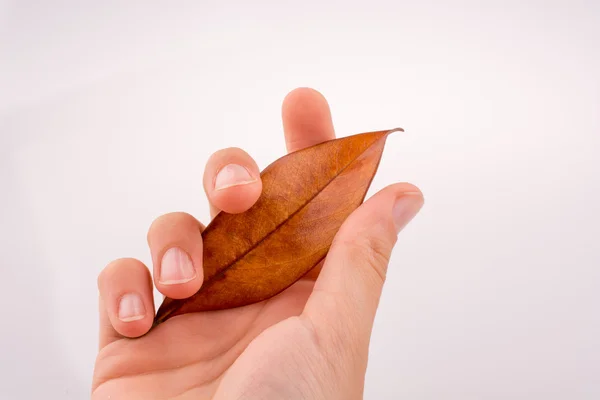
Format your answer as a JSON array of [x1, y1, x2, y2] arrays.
[[92, 88, 425, 399]]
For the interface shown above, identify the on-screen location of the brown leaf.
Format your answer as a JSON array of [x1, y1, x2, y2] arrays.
[[153, 128, 402, 326]]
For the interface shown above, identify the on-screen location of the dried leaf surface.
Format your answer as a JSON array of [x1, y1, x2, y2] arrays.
[[154, 128, 401, 325]]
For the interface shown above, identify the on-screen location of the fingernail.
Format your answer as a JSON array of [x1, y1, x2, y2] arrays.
[[214, 164, 256, 190], [159, 247, 196, 285], [118, 293, 146, 322], [393, 192, 424, 234]]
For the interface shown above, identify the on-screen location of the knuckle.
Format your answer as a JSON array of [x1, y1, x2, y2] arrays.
[[299, 314, 355, 381], [147, 212, 197, 243], [97, 258, 144, 289], [340, 234, 393, 284]]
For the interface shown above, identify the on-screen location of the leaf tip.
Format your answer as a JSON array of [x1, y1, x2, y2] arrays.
[[387, 127, 404, 134]]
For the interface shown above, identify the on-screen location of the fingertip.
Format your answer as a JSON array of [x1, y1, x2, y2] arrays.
[[147, 213, 205, 300], [98, 258, 154, 339], [210, 171, 262, 214], [390, 182, 423, 197], [389, 183, 424, 234], [282, 87, 329, 110], [335, 182, 424, 240], [155, 246, 204, 299], [204, 148, 262, 215], [281, 87, 335, 153], [115, 291, 152, 338]]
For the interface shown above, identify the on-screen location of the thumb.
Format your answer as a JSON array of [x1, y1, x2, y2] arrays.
[[301, 183, 424, 358]]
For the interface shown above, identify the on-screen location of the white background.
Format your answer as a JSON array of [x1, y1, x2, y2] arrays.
[[1, 1, 599, 399]]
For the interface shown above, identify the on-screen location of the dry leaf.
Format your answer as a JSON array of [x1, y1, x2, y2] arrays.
[[153, 128, 402, 326]]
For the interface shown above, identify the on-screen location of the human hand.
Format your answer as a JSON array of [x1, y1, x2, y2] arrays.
[[92, 88, 424, 399]]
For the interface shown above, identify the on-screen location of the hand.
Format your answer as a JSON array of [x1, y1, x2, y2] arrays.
[[92, 88, 424, 400]]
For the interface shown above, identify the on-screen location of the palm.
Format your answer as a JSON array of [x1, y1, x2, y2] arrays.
[[93, 278, 316, 399]]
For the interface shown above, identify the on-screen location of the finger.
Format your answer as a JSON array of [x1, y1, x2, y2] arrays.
[[282, 87, 336, 153], [147, 212, 205, 299], [203, 147, 262, 219], [97, 258, 154, 347], [301, 183, 424, 357], [282, 87, 336, 279]]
